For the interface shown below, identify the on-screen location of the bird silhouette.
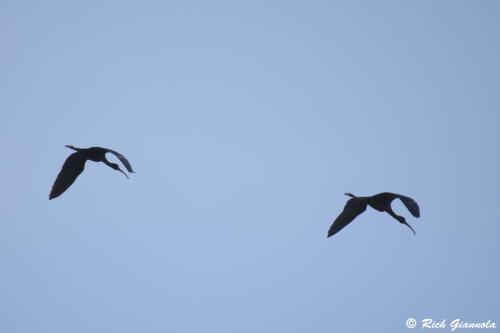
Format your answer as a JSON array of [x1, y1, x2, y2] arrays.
[[327, 192, 420, 237], [49, 145, 134, 200]]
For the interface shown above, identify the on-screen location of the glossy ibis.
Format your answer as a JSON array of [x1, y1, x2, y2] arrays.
[[49, 145, 134, 200], [327, 192, 420, 237]]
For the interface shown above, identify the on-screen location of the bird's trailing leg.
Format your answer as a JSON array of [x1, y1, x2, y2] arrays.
[[65, 145, 82, 152]]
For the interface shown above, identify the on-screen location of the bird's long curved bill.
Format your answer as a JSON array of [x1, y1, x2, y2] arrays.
[[118, 168, 129, 179], [402, 221, 416, 235]]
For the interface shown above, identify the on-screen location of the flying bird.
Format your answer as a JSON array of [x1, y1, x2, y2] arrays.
[[327, 192, 420, 237], [49, 145, 134, 200]]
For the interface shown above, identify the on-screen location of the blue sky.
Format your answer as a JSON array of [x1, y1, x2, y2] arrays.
[[1, 1, 499, 332]]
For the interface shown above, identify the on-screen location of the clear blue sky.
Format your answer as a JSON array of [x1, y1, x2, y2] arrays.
[[1, 1, 499, 332]]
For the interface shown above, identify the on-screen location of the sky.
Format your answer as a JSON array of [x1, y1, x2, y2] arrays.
[[1, 1, 499, 332]]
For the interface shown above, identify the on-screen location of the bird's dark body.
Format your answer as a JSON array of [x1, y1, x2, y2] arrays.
[[82, 147, 109, 162], [327, 192, 420, 237], [49, 145, 134, 200], [367, 193, 397, 212]]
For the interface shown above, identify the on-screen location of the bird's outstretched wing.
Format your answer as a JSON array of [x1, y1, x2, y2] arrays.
[[328, 198, 367, 237], [49, 152, 86, 199], [371, 192, 420, 218], [105, 149, 134, 173], [396, 195, 420, 218]]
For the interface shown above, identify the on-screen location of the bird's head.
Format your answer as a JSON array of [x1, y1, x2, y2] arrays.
[[109, 162, 129, 179], [344, 192, 356, 198], [397, 216, 416, 235]]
